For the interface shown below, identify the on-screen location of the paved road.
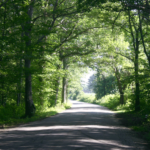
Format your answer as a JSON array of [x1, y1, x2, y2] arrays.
[[0, 101, 148, 150]]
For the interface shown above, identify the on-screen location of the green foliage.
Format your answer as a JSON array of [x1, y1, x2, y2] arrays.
[[1, 0, 150, 132], [78, 90, 135, 112], [69, 90, 83, 100], [88, 74, 96, 93], [94, 73, 117, 99], [77, 93, 96, 103], [0, 104, 25, 125], [0, 102, 72, 127], [95, 94, 120, 110], [63, 102, 72, 109]]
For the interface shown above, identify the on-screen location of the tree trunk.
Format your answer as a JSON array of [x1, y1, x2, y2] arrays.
[[23, 0, 35, 117], [102, 74, 106, 96], [134, 38, 140, 111], [96, 68, 101, 99], [55, 77, 60, 106], [114, 67, 124, 105], [0, 3, 6, 106], [66, 79, 68, 103], [17, 59, 23, 106], [54, 63, 61, 106], [62, 58, 68, 103], [24, 59, 35, 117], [120, 92, 124, 105], [17, 89, 21, 106], [138, 9, 150, 67], [1, 80, 5, 106], [128, 10, 140, 111], [62, 77, 67, 103]]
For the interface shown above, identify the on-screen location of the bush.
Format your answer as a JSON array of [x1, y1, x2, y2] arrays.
[[78, 93, 96, 103], [95, 94, 120, 110], [0, 101, 72, 127], [78, 92, 135, 112]]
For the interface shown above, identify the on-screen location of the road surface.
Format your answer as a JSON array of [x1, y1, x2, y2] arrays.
[[0, 100, 148, 150]]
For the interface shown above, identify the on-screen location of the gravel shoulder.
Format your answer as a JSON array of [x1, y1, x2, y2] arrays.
[[0, 100, 149, 150]]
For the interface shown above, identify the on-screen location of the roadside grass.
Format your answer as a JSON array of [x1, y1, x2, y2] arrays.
[[0, 102, 72, 128], [78, 93, 150, 143]]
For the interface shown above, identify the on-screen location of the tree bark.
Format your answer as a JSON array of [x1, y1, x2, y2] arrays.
[[96, 68, 101, 99], [114, 67, 124, 105], [23, 0, 36, 117], [102, 74, 106, 96], [17, 58, 23, 106], [62, 77, 67, 103], [24, 59, 35, 117], [134, 34, 140, 111], [55, 76, 60, 106], [62, 58, 68, 103], [128, 10, 140, 111], [138, 8, 150, 67]]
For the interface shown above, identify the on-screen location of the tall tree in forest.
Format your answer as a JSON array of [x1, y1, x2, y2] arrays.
[[10, 0, 96, 117]]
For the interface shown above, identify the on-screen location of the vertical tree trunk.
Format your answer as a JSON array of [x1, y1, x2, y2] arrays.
[[120, 92, 124, 105], [134, 34, 140, 111], [102, 74, 106, 96], [17, 59, 23, 106], [1, 80, 5, 106], [0, 2, 6, 106], [24, 59, 35, 117], [54, 62, 62, 106], [96, 68, 101, 99], [22, 0, 36, 117], [66, 79, 68, 103], [138, 8, 150, 67], [114, 68, 124, 105], [55, 77, 60, 106], [62, 58, 68, 103], [128, 10, 140, 111], [62, 77, 67, 103], [17, 85, 21, 106]]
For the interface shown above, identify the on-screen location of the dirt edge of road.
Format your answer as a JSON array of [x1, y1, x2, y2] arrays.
[[115, 113, 150, 150]]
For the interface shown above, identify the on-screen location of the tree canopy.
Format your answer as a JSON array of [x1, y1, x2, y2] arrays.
[[1, 0, 150, 122]]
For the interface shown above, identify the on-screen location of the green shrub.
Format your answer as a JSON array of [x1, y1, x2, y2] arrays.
[[78, 92, 135, 112], [0, 101, 72, 127], [78, 93, 96, 103], [95, 94, 120, 110]]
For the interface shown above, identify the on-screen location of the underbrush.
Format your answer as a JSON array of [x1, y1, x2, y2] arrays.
[[78, 93, 133, 112], [0, 102, 72, 128], [77, 93, 95, 103]]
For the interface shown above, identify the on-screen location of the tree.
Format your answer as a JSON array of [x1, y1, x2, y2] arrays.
[[9, 0, 96, 117]]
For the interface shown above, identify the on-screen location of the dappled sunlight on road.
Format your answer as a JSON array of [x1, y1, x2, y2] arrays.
[[62, 100, 114, 114], [0, 125, 126, 132], [78, 139, 132, 149], [62, 108, 114, 113], [0, 100, 148, 150]]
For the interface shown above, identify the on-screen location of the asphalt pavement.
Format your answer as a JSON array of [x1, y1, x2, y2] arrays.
[[0, 100, 148, 150]]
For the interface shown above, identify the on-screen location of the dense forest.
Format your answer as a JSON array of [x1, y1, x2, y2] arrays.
[[0, 0, 150, 128]]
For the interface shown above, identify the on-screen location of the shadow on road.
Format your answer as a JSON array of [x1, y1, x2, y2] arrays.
[[0, 100, 148, 150]]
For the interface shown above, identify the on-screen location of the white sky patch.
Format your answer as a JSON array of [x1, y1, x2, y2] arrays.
[[81, 69, 96, 85]]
